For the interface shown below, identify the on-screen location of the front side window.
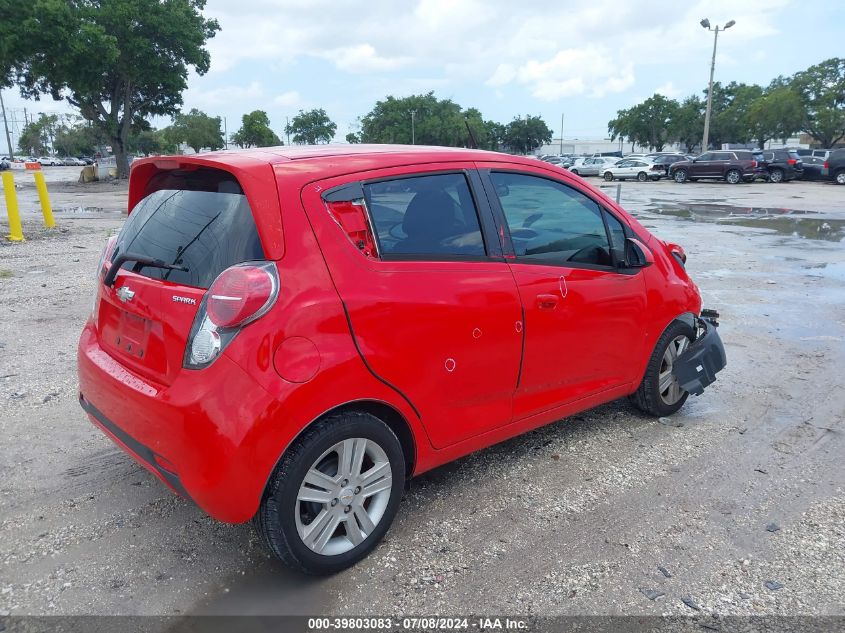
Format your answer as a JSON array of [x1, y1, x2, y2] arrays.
[[490, 172, 613, 267], [363, 172, 485, 258], [697, 153, 714, 161]]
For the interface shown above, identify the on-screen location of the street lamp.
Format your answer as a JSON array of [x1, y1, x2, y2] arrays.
[[700, 18, 735, 152], [410, 109, 417, 145]]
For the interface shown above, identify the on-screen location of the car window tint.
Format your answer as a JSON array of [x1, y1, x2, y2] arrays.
[[116, 188, 264, 288], [363, 173, 486, 258], [604, 211, 626, 253], [698, 153, 714, 161], [490, 172, 612, 267]]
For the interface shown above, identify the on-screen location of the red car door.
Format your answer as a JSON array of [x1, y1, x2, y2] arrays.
[[477, 163, 648, 420], [299, 166, 523, 448]]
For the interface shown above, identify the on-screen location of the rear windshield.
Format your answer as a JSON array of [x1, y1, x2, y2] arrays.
[[114, 188, 264, 288]]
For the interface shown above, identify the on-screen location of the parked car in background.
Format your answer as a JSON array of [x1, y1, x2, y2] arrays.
[[759, 149, 803, 183], [37, 156, 62, 166], [669, 150, 761, 184], [78, 145, 725, 574], [799, 156, 826, 181], [77, 156, 94, 165], [649, 154, 687, 177], [602, 157, 659, 181], [62, 156, 86, 166], [570, 156, 619, 177], [0, 158, 10, 171], [823, 149, 845, 184]]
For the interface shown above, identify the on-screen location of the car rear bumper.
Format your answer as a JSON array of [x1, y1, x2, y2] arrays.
[[77, 321, 279, 523], [673, 313, 726, 396]]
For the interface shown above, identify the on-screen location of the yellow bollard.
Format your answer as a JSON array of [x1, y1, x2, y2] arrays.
[[2, 171, 24, 242], [33, 171, 55, 228]]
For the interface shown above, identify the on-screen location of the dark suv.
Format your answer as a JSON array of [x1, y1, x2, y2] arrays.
[[824, 149, 845, 184], [759, 149, 803, 183], [670, 150, 761, 184]]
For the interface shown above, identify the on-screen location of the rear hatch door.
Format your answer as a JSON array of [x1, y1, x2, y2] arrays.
[[96, 182, 265, 385]]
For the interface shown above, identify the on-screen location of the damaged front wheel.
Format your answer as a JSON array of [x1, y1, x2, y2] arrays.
[[631, 320, 695, 417]]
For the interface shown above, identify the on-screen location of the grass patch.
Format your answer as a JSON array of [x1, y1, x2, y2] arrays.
[[0, 269, 13, 278]]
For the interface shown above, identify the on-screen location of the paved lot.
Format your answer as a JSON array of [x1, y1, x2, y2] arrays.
[[0, 175, 843, 620]]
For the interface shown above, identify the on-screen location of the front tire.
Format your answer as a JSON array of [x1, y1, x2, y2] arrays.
[[637, 171, 648, 182], [673, 169, 688, 183], [603, 171, 614, 181], [631, 320, 695, 417], [256, 411, 405, 575], [570, 169, 579, 176]]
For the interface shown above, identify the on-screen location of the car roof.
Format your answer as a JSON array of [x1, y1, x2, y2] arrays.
[[131, 144, 548, 178]]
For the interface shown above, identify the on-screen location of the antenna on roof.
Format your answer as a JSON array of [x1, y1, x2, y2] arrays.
[[464, 119, 478, 149]]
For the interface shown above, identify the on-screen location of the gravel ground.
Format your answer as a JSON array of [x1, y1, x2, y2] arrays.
[[0, 176, 843, 622]]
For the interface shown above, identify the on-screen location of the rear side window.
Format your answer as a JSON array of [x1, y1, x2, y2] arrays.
[[115, 186, 264, 288], [363, 173, 486, 258]]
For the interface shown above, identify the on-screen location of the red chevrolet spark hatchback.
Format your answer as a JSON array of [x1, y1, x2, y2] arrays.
[[78, 145, 725, 574]]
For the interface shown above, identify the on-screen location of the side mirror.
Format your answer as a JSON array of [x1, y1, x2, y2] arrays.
[[623, 238, 654, 268]]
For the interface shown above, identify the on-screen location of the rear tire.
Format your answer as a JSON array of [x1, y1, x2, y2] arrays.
[[631, 320, 695, 417], [255, 411, 405, 575], [835, 170, 845, 185], [768, 168, 784, 183], [725, 169, 741, 184]]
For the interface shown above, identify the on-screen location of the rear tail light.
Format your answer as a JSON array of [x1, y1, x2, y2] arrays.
[[92, 235, 118, 324], [751, 160, 757, 168], [184, 262, 279, 369], [325, 199, 378, 258], [787, 158, 797, 165], [824, 161, 830, 169]]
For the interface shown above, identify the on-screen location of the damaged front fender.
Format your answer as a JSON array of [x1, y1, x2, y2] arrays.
[[673, 313, 727, 396]]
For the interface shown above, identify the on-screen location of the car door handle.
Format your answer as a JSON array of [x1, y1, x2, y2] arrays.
[[536, 294, 559, 310]]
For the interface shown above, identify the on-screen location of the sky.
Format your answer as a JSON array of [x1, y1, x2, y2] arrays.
[[2, 0, 845, 147]]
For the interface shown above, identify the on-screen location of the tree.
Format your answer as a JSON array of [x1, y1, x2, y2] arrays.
[[17, 113, 58, 155], [502, 115, 553, 154], [286, 108, 337, 144], [11, 0, 219, 177], [709, 82, 764, 148], [358, 92, 467, 146], [345, 132, 361, 144], [231, 110, 280, 148], [608, 94, 679, 152], [53, 118, 108, 156], [170, 108, 223, 154], [670, 96, 704, 153], [791, 58, 845, 147], [747, 86, 806, 149]]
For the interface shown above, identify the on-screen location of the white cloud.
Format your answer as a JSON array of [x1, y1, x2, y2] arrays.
[[655, 81, 682, 99], [321, 45, 413, 73], [185, 80, 265, 108], [273, 91, 301, 107]]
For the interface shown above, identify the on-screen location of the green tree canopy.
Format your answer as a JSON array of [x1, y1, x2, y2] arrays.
[[670, 96, 704, 153], [708, 82, 764, 148], [609, 94, 680, 152], [17, 113, 58, 155], [790, 58, 845, 148], [170, 108, 224, 154], [9, 0, 219, 177], [286, 108, 337, 144], [53, 117, 108, 156], [231, 110, 280, 148], [502, 115, 553, 154], [358, 92, 468, 146], [747, 86, 806, 149]]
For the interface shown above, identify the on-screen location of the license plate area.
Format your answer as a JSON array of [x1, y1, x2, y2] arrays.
[[116, 311, 149, 359]]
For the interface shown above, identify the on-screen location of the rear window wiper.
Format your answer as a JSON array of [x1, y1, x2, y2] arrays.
[[104, 252, 189, 287]]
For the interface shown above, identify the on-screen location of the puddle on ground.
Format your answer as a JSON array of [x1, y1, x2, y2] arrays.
[[642, 203, 845, 242]]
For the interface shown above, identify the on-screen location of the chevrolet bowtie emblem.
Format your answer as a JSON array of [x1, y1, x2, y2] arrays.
[[116, 286, 135, 303]]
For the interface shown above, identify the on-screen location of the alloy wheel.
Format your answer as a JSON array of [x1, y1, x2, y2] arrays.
[[295, 438, 393, 555], [658, 335, 689, 406]]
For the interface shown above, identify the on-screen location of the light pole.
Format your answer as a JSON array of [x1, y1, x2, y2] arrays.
[[410, 110, 416, 145], [700, 18, 735, 152]]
